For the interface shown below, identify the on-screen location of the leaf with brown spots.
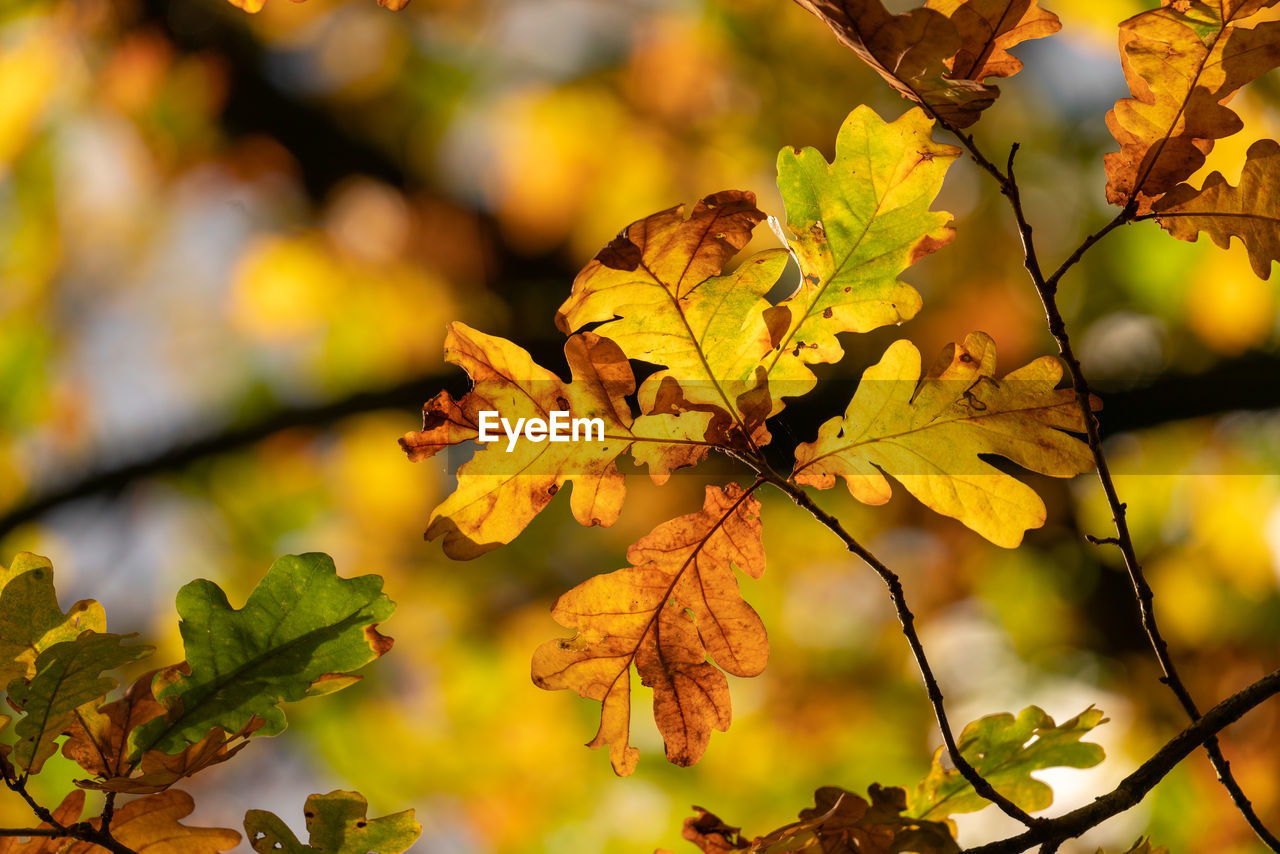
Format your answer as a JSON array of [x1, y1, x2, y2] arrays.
[[1104, 0, 1280, 212], [244, 791, 420, 854], [767, 107, 959, 398], [531, 483, 766, 775], [63, 790, 239, 854], [792, 333, 1095, 547], [401, 323, 713, 557], [1153, 137, 1280, 277]]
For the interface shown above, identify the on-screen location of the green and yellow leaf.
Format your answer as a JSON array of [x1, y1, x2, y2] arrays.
[[908, 705, 1107, 820], [531, 483, 766, 775], [792, 332, 1095, 547], [770, 107, 958, 391], [0, 552, 106, 685], [7, 631, 152, 774], [129, 553, 393, 756], [244, 791, 421, 854]]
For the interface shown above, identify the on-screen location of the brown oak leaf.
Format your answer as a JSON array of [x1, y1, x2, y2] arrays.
[[63, 790, 239, 854]]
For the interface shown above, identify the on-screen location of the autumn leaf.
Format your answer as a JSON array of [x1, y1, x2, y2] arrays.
[[790, 0, 998, 127], [927, 0, 1062, 81], [792, 332, 1095, 547], [1153, 138, 1280, 278], [908, 706, 1107, 820], [63, 668, 263, 794], [531, 482, 766, 775], [402, 324, 712, 557], [1104, 0, 1280, 211], [224, 0, 407, 13], [244, 791, 422, 854], [129, 553, 393, 756], [683, 786, 958, 854], [1106, 840, 1169, 854], [6, 631, 152, 774], [0, 552, 106, 685], [0, 790, 85, 854], [64, 790, 240, 854], [769, 107, 958, 391], [556, 190, 786, 443]]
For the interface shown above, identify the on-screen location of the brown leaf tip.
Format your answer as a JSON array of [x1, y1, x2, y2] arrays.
[[365, 623, 395, 657]]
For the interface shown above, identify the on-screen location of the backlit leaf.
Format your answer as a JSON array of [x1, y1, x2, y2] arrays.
[[63, 790, 240, 854], [908, 705, 1107, 820], [1104, 0, 1280, 211], [531, 482, 766, 775], [927, 0, 1062, 81], [557, 190, 785, 443], [128, 553, 393, 755], [0, 552, 106, 685], [244, 791, 421, 854], [0, 790, 85, 854], [402, 323, 712, 557], [770, 107, 958, 387], [7, 631, 152, 774], [1153, 138, 1280, 278], [792, 332, 1095, 547], [790, 0, 999, 127]]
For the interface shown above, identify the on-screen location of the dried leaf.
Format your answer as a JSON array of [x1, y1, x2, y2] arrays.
[[908, 706, 1107, 820], [1104, 0, 1280, 211], [0, 552, 106, 685], [244, 791, 421, 854], [770, 107, 958, 389], [927, 0, 1062, 80], [64, 790, 239, 854], [557, 191, 786, 443], [684, 786, 958, 854], [129, 553, 393, 756], [791, 0, 999, 127], [531, 483, 766, 775], [402, 324, 712, 558], [792, 332, 1095, 547], [1153, 138, 1280, 278], [6, 631, 152, 774]]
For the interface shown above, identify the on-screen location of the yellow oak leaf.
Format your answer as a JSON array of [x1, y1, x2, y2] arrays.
[[792, 333, 1095, 547], [0, 552, 106, 685], [531, 483, 766, 775], [1104, 0, 1280, 211]]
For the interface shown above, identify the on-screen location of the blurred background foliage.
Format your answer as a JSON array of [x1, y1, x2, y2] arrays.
[[1, 0, 1279, 851]]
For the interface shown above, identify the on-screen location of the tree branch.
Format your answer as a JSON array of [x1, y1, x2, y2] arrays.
[[962, 668, 1280, 854]]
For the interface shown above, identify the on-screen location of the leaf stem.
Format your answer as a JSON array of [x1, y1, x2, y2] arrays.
[[719, 448, 1043, 829], [1, 766, 137, 854]]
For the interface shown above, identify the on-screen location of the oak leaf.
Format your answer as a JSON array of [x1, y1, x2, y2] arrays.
[[244, 791, 421, 854], [1104, 0, 1280, 211], [790, 0, 998, 127], [6, 631, 152, 774], [1153, 138, 1280, 278], [770, 107, 958, 391], [0, 552, 106, 685], [908, 706, 1107, 820], [62, 668, 263, 794], [129, 553, 393, 756], [531, 482, 766, 775], [927, 0, 1061, 82], [683, 786, 958, 854], [401, 324, 711, 558], [557, 190, 786, 443], [792, 332, 1095, 547], [63, 790, 239, 854]]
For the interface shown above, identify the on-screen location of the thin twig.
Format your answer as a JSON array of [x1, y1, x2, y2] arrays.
[[962, 668, 1280, 854], [718, 448, 1042, 829], [2, 767, 137, 854]]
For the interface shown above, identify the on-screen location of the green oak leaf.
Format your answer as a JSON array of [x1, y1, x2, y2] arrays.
[[0, 552, 106, 685], [7, 631, 153, 773], [244, 791, 421, 854], [767, 105, 959, 388], [908, 705, 1107, 820], [129, 553, 395, 756]]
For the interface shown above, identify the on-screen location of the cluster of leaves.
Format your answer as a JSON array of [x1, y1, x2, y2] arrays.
[[0, 552, 420, 854], [395, 0, 1280, 850]]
